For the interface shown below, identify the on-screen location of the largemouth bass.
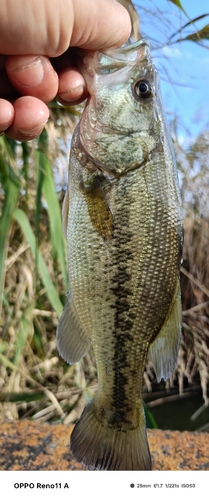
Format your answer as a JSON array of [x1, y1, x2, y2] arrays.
[[57, 38, 183, 470]]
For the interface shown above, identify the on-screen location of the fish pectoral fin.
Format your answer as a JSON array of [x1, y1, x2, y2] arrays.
[[149, 281, 181, 382], [62, 188, 70, 238], [56, 295, 91, 364], [84, 185, 114, 239]]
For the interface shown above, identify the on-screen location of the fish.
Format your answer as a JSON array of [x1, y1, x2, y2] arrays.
[[57, 38, 183, 471]]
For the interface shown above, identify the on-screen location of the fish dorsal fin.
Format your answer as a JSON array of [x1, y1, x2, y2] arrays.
[[149, 281, 181, 382], [56, 294, 91, 364], [62, 189, 70, 238]]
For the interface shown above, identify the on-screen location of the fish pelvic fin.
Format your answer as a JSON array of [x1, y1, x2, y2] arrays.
[[70, 399, 152, 470], [56, 295, 91, 364], [149, 280, 181, 382]]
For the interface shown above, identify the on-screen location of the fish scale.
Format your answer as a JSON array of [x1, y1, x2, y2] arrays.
[[57, 38, 183, 470]]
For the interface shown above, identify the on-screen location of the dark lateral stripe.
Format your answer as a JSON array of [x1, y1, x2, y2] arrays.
[[109, 194, 136, 415]]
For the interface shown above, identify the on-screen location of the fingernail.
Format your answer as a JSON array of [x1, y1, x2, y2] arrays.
[[0, 123, 11, 132], [19, 120, 48, 137], [13, 56, 45, 87], [59, 85, 84, 102]]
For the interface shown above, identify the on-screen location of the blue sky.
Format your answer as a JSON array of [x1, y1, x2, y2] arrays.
[[134, 0, 209, 142]]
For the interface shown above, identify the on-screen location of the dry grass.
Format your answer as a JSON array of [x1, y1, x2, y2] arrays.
[[1, 157, 209, 424], [1, 0, 209, 425], [1, 123, 209, 427], [179, 217, 209, 404]]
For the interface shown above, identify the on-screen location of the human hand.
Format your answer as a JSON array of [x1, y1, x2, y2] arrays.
[[0, 0, 131, 141]]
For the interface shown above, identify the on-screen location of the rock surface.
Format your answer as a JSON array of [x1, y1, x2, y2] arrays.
[[0, 420, 208, 470]]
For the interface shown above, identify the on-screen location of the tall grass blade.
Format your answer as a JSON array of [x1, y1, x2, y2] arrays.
[[0, 138, 21, 316], [177, 24, 209, 42], [36, 150, 68, 290], [0, 392, 44, 403], [21, 141, 30, 202], [168, 0, 188, 18], [34, 147, 44, 290], [143, 401, 158, 429], [169, 14, 209, 40], [13, 208, 63, 318]]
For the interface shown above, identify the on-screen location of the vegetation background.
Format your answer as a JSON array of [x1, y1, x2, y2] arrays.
[[0, 0, 209, 432]]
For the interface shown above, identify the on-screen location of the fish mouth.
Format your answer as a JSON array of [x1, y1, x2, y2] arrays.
[[76, 37, 150, 61], [94, 38, 151, 72], [103, 38, 150, 58], [75, 38, 151, 88]]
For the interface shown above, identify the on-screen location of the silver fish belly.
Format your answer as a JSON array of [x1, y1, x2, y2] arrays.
[[57, 39, 183, 470]]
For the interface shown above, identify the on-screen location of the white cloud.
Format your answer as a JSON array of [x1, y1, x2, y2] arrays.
[[162, 46, 182, 58]]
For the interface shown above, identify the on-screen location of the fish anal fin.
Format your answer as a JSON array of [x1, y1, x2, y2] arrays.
[[71, 398, 152, 470], [149, 281, 181, 382], [56, 295, 91, 364]]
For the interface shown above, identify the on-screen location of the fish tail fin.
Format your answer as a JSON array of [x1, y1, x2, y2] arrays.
[[70, 399, 151, 470]]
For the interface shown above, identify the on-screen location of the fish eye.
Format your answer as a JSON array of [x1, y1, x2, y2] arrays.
[[133, 79, 152, 100]]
